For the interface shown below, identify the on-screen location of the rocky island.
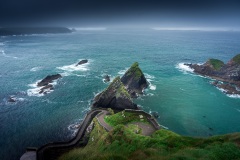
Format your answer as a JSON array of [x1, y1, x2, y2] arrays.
[[185, 54, 240, 95], [92, 76, 138, 110], [93, 62, 148, 109], [76, 59, 88, 66], [121, 62, 148, 97], [37, 74, 62, 94]]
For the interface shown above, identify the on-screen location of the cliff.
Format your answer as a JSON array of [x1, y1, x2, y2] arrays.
[[121, 62, 148, 97], [92, 76, 138, 110]]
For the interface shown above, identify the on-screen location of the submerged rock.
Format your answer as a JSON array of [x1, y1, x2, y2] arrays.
[[37, 74, 62, 87], [121, 62, 148, 97], [76, 59, 88, 66], [151, 111, 159, 119], [92, 76, 138, 110]]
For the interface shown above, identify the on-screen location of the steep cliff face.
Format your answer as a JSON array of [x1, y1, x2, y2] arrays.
[[92, 76, 138, 110], [121, 62, 148, 97]]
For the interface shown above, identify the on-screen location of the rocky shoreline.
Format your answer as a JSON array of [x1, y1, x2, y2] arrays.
[[185, 54, 240, 96]]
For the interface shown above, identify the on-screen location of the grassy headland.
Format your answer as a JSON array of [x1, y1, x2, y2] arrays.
[[59, 112, 240, 160]]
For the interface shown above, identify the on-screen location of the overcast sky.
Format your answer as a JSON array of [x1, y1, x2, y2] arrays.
[[0, 0, 239, 29]]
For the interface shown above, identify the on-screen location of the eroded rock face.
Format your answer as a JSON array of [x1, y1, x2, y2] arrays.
[[76, 60, 88, 66], [186, 54, 240, 96], [37, 74, 62, 87], [186, 55, 240, 87], [212, 81, 240, 95], [121, 62, 148, 97], [92, 76, 138, 110]]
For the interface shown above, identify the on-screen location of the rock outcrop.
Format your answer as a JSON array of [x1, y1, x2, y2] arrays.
[[76, 60, 88, 66], [103, 75, 110, 82], [186, 55, 240, 86], [92, 76, 138, 110], [37, 74, 62, 87], [121, 62, 148, 97], [8, 97, 16, 103], [39, 84, 54, 94], [36, 74, 61, 94], [186, 54, 240, 95]]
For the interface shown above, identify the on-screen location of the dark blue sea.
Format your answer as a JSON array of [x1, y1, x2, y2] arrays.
[[0, 29, 240, 160]]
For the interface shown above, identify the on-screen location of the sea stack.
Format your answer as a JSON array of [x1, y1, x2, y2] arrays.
[[121, 62, 148, 97], [92, 76, 138, 110]]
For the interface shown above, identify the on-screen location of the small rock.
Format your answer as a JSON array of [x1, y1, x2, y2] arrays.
[[103, 75, 110, 82], [37, 74, 62, 87], [76, 59, 88, 66], [8, 97, 16, 103]]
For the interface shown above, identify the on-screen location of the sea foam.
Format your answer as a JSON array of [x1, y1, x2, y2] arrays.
[[145, 73, 156, 91], [1, 50, 18, 59], [176, 63, 194, 73], [27, 80, 57, 97], [57, 59, 91, 76], [30, 67, 42, 72]]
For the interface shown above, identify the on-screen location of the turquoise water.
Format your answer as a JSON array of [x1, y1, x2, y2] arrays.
[[0, 29, 240, 160]]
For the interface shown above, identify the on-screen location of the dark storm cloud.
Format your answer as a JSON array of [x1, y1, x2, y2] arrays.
[[0, 0, 239, 27]]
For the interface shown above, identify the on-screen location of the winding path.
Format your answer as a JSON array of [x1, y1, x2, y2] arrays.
[[96, 110, 113, 131], [20, 108, 106, 160], [20, 109, 160, 160]]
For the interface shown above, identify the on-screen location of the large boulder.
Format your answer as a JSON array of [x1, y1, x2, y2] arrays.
[[121, 62, 148, 97], [92, 76, 138, 110], [37, 74, 62, 87]]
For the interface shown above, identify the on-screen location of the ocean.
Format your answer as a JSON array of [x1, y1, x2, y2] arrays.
[[0, 29, 240, 160]]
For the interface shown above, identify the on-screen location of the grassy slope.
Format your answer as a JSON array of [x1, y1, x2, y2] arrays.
[[60, 113, 240, 160], [208, 59, 224, 70], [232, 54, 240, 64], [126, 62, 144, 80]]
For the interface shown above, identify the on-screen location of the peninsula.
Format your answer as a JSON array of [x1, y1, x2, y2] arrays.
[[185, 54, 240, 95], [0, 27, 73, 36]]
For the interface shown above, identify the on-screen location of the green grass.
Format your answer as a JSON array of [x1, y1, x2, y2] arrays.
[[208, 59, 224, 70], [104, 111, 149, 127], [59, 113, 240, 160], [232, 54, 240, 64], [126, 62, 144, 80]]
